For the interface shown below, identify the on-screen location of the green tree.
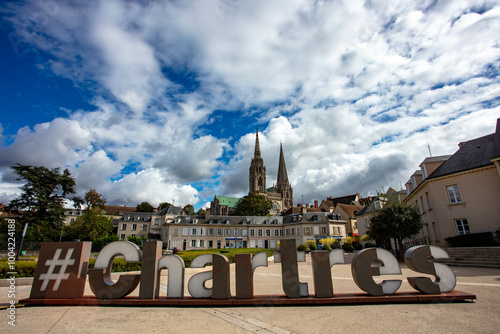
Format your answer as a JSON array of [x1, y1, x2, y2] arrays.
[[159, 202, 172, 210], [84, 189, 106, 210], [8, 164, 77, 241], [183, 204, 195, 215], [367, 201, 423, 258], [136, 201, 154, 212], [196, 208, 206, 216], [127, 235, 146, 247], [65, 207, 114, 242], [233, 192, 273, 216]]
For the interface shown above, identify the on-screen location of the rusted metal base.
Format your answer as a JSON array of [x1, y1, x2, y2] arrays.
[[20, 291, 476, 307]]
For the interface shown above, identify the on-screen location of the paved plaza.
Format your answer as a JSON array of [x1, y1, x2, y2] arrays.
[[1, 254, 499, 333]]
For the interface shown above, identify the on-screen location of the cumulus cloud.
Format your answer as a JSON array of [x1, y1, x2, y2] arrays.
[[0, 0, 499, 208]]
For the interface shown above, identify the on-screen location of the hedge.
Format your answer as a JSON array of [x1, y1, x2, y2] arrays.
[[444, 232, 498, 247], [0, 249, 274, 278]]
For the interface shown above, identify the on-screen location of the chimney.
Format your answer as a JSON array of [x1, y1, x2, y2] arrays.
[[306, 204, 309, 208], [458, 141, 467, 149], [496, 118, 500, 134], [314, 200, 318, 208]]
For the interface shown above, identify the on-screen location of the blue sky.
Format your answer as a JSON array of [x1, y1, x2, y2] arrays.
[[1, 0, 499, 210]]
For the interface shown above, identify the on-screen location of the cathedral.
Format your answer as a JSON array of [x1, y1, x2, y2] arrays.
[[249, 129, 294, 215], [210, 129, 294, 216]]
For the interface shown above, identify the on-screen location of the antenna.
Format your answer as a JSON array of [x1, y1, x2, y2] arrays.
[[427, 141, 432, 157]]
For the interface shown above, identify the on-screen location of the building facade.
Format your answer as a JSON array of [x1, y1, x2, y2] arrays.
[[403, 118, 500, 247]]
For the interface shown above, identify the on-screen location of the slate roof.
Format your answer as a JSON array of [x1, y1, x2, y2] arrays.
[[427, 121, 500, 180], [336, 203, 365, 217], [158, 206, 183, 215]]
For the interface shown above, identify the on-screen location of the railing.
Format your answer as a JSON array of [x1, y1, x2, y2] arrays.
[[402, 236, 431, 252]]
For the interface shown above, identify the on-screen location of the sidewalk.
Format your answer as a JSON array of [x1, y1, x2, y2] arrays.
[[1, 255, 499, 333]]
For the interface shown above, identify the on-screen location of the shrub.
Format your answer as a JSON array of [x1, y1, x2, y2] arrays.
[[352, 241, 363, 250], [297, 244, 310, 252], [322, 244, 332, 251], [309, 243, 318, 251], [444, 232, 497, 247], [319, 238, 335, 246], [342, 242, 354, 252], [331, 240, 340, 248], [92, 235, 119, 252], [0, 260, 37, 278]]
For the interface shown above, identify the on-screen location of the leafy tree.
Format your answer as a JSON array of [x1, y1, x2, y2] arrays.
[[183, 204, 195, 215], [196, 208, 206, 216], [127, 235, 146, 247], [367, 201, 423, 258], [136, 201, 154, 212], [159, 202, 172, 210], [65, 207, 114, 242], [8, 164, 77, 241], [233, 192, 272, 216], [84, 189, 106, 210]]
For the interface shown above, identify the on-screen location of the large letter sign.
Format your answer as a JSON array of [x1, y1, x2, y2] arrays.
[[404, 245, 456, 294], [24, 240, 474, 307]]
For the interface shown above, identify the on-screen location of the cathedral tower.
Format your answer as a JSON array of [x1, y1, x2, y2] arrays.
[[249, 129, 266, 193], [275, 144, 294, 208]]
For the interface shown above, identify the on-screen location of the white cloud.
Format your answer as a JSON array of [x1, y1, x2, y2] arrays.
[[1, 0, 499, 208]]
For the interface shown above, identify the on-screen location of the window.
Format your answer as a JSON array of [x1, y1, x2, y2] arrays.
[[173, 228, 179, 236], [200, 240, 205, 248], [280, 229, 284, 236], [420, 196, 425, 212], [208, 228, 214, 236], [274, 229, 280, 237], [250, 229, 255, 237], [455, 219, 471, 235], [354, 222, 358, 230], [182, 228, 189, 236], [208, 240, 213, 248], [191, 240, 197, 248], [291, 228, 295, 235], [191, 228, 197, 235], [154, 218, 160, 225], [242, 229, 247, 237], [226, 219, 230, 224], [216, 228, 222, 236], [305, 227, 311, 235], [120, 234, 125, 240], [337, 227, 341, 234], [142, 224, 147, 231], [121, 223, 127, 230], [295, 227, 299, 235], [425, 192, 432, 210], [321, 227, 326, 234], [258, 229, 263, 237], [265, 229, 271, 237], [132, 224, 137, 231], [234, 229, 239, 236], [286, 229, 289, 236], [225, 229, 232, 236], [447, 185, 463, 204]]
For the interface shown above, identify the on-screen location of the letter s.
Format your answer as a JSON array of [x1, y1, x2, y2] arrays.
[[404, 245, 456, 294]]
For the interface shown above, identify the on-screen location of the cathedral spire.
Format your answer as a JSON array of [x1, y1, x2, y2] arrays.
[[254, 128, 261, 158], [277, 143, 289, 186]]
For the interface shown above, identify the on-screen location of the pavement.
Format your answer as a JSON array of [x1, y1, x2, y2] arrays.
[[1, 253, 499, 334]]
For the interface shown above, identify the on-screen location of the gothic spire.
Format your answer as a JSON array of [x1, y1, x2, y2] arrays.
[[277, 143, 289, 186], [254, 128, 261, 158]]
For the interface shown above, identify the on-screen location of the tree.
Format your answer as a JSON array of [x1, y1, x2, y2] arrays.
[[159, 202, 172, 210], [8, 164, 77, 241], [65, 207, 113, 242], [233, 192, 273, 216], [367, 201, 423, 258], [84, 189, 106, 210], [136, 201, 154, 212], [196, 208, 206, 216], [183, 204, 195, 215]]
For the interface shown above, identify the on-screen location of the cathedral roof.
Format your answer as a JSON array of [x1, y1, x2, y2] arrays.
[[215, 195, 242, 208], [276, 144, 289, 186]]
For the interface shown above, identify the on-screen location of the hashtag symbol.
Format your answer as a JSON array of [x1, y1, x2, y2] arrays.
[[39, 248, 75, 291]]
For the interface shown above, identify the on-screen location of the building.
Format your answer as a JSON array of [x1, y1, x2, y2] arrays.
[[355, 195, 387, 238], [282, 212, 346, 246], [209, 195, 241, 216], [333, 203, 364, 237], [403, 118, 500, 247]]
